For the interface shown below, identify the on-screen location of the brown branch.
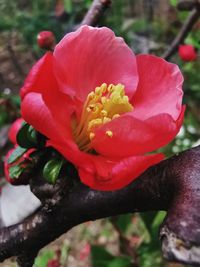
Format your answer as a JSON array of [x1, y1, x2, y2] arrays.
[[162, 4, 200, 60], [177, 0, 199, 11], [0, 146, 200, 266], [81, 0, 112, 26]]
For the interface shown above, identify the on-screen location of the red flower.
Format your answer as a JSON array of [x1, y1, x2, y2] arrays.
[[37, 31, 55, 50], [8, 118, 24, 144], [21, 26, 185, 191], [178, 44, 197, 62]]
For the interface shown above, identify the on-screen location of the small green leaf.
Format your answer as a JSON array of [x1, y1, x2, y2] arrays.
[[17, 123, 37, 148], [8, 146, 27, 164], [43, 159, 63, 184], [34, 250, 55, 267], [27, 125, 37, 143], [9, 165, 24, 179]]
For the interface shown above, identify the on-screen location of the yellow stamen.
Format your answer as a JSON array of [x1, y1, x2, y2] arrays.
[[71, 83, 133, 152], [106, 130, 113, 137], [89, 132, 95, 140]]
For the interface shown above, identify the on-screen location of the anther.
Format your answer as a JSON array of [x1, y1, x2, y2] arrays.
[[106, 130, 113, 137]]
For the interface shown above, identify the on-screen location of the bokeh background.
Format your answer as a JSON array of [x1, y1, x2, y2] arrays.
[[0, 0, 200, 266]]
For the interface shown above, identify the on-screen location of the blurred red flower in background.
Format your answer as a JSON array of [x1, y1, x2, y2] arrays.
[[178, 44, 197, 62], [20, 26, 185, 191], [47, 259, 60, 267]]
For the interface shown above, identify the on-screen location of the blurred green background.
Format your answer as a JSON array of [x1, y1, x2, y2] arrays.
[[0, 0, 199, 266]]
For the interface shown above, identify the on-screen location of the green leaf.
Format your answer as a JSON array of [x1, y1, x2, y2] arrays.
[[138, 245, 163, 267], [169, 0, 177, 7], [115, 214, 132, 234], [140, 211, 166, 250], [91, 246, 114, 267], [140, 211, 158, 233], [43, 159, 63, 184], [8, 146, 27, 164], [151, 211, 166, 239], [108, 257, 132, 267], [17, 123, 37, 148], [34, 250, 55, 267], [9, 165, 24, 179], [91, 246, 132, 267]]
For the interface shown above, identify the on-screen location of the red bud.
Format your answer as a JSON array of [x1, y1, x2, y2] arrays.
[[178, 44, 197, 62], [37, 31, 56, 50]]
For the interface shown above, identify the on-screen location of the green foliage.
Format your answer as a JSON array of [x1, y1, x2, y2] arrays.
[[43, 158, 63, 184], [9, 164, 24, 179], [169, 0, 178, 7], [34, 250, 55, 267], [114, 214, 132, 234], [91, 246, 132, 267], [137, 212, 166, 267], [8, 146, 27, 164], [17, 123, 37, 148]]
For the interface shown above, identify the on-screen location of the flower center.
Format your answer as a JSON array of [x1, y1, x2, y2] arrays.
[[72, 83, 133, 152]]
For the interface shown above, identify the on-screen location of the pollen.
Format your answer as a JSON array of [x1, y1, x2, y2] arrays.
[[72, 83, 133, 152]]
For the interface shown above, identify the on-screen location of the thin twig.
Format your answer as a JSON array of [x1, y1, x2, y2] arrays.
[[81, 0, 112, 26], [162, 6, 200, 60]]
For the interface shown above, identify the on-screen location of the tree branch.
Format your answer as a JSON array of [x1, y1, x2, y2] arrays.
[[0, 146, 200, 265], [81, 0, 112, 26], [162, 3, 200, 60]]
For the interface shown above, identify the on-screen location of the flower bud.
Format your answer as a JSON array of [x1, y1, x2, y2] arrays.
[[178, 44, 197, 62], [37, 31, 56, 50], [4, 147, 34, 185], [8, 118, 24, 144]]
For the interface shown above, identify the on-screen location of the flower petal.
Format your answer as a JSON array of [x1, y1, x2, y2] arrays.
[[79, 153, 164, 191], [21, 92, 69, 141], [48, 139, 164, 191], [133, 55, 183, 120], [54, 25, 138, 101], [20, 52, 57, 100], [91, 106, 185, 158]]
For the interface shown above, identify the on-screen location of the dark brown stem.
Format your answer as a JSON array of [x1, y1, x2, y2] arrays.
[[162, 5, 200, 60], [177, 0, 199, 11], [0, 146, 200, 266], [81, 0, 112, 26]]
